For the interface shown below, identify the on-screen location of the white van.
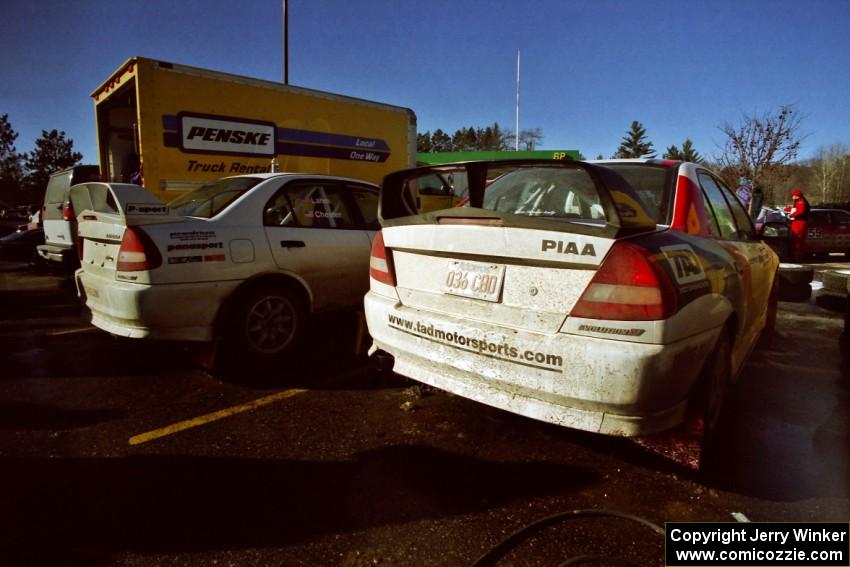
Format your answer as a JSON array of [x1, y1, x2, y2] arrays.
[[36, 165, 100, 266]]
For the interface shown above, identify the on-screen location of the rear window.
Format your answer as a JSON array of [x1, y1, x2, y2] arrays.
[[44, 172, 72, 204], [595, 164, 670, 224], [168, 177, 262, 218], [477, 167, 606, 222]]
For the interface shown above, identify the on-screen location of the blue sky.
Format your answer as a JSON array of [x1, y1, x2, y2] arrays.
[[1, 0, 849, 164]]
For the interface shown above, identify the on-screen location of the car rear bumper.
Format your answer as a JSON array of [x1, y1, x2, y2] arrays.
[[365, 291, 720, 437], [76, 270, 237, 341], [37, 243, 73, 263]]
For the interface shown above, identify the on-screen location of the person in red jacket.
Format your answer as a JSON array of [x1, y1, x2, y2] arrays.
[[785, 188, 810, 259]]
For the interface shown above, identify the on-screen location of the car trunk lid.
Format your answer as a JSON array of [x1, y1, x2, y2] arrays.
[[376, 161, 660, 334], [71, 182, 181, 282]]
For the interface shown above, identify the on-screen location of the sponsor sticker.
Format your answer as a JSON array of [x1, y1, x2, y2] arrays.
[[169, 231, 216, 242], [167, 242, 223, 253], [168, 256, 202, 265], [126, 203, 169, 215], [661, 244, 706, 286]]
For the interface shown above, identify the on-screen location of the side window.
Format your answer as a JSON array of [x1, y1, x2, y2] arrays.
[[833, 211, 850, 225], [266, 183, 357, 229], [416, 174, 452, 196], [810, 211, 829, 226], [698, 173, 739, 240], [698, 189, 721, 238], [264, 189, 295, 226], [348, 187, 380, 230], [716, 178, 756, 240]]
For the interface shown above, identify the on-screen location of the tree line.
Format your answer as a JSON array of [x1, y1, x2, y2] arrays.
[[417, 123, 545, 153], [0, 114, 82, 207], [611, 107, 850, 206], [420, 106, 850, 208]]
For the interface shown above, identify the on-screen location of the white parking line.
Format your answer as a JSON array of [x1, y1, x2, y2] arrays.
[[129, 388, 308, 446]]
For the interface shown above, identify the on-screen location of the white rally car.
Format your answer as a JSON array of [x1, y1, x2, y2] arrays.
[[72, 174, 379, 368], [365, 160, 779, 448]]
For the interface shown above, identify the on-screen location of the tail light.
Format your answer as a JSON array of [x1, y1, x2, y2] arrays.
[[62, 201, 75, 221], [369, 230, 396, 286], [570, 241, 676, 321], [116, 227, 162, 272]]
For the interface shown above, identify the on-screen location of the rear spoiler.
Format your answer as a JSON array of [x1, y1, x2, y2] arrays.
[[380, 160, 657, 238], [69, 182, 176, 226]]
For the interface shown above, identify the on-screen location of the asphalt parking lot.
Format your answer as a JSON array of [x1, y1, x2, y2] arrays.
[[0, 261, 848, 566]]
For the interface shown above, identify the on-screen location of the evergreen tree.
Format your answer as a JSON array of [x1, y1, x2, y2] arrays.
[[664, 139, 703, 163], [421, 122, 541, 153], [417, 131, 433, 153], [0, 114, 25, 205], [451, 126, 478, 151], [24, 129, 83, 192], [615, 121, 655, 158], [430, 129, 452, 152]]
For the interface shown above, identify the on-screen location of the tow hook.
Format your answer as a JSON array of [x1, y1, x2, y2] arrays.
[[372, 350, 395, 374]]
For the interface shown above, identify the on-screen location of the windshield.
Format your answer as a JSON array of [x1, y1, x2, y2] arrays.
[[168, 177, 262, 218], [477, 167, 606, 223]]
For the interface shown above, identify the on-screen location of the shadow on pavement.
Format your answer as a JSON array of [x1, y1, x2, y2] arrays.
[[697, 305, 850, 501], [0, 331, 197, 380], [0, 445, 598, 564], [0, 402, 125, 431]]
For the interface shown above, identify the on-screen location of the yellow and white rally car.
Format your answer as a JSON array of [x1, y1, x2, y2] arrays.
[[365, 159, 779, 448], [72, 174, 379, 368]]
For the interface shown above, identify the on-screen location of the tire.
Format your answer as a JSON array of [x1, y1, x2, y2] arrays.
[[223, 285, 307, 373], [778, 263, 813, 287], [696, 332, 732, 468]]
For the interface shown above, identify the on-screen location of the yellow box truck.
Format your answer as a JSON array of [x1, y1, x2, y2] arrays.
[[92, 57, 416, 201]]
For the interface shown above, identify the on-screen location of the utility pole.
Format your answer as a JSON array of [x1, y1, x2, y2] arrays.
[[282, 0, 289, 84], [515, 49, 520, 151]]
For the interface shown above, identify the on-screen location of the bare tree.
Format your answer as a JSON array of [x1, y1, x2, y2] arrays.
[[519, 128, 544, 151], [812, 144, 849, 204], [716, 105, 805, 204]]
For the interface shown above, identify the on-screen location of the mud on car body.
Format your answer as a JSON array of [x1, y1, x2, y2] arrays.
[[72, 174, 380, 370], [364, 159, 779, 444]]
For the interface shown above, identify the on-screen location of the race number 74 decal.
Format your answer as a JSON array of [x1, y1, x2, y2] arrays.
[[660, 244, 706, 286]]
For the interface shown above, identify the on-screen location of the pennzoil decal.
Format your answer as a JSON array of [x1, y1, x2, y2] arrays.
[[126, 203, 169, 215], [661, 244, 706, 286]]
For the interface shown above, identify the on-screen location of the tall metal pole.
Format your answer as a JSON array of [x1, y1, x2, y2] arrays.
[[283, 0, 289, 84], [515, 49, 520, 151]]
